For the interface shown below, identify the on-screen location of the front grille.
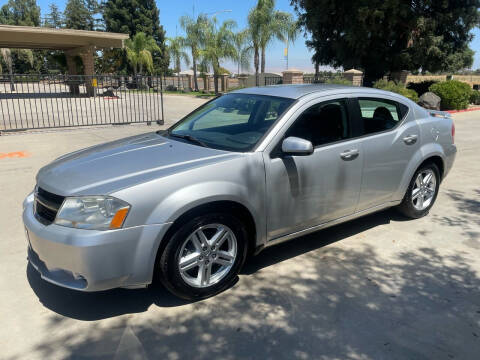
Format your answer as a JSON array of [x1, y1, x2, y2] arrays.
[[34, 187, 65, 225]]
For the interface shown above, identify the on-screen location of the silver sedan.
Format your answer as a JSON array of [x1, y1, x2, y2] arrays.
[[23, 84, 456, 299]]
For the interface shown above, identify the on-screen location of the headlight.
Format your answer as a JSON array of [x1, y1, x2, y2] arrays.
[[55, 196, 130, 230], [23, 191, 34, 210]]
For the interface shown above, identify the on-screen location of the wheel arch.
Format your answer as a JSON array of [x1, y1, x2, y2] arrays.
[[418, 155, 444, 180], [151, 200, 258, 284], [394, 144, 446, 201]]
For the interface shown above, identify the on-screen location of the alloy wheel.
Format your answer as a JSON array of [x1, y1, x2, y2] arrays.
[[178, 224, 237, 288], [412, 169, 436, 211]]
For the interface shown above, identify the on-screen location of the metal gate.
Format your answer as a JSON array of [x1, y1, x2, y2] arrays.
[[0, 74, 164, 132]]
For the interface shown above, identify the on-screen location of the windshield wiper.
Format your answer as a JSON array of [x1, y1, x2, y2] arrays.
[[169, 133, 208, 148]]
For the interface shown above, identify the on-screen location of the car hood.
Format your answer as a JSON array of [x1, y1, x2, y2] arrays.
[[36, 132, 240, 196]]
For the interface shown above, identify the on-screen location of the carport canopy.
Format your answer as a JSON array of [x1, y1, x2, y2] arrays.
[[0, 25, 129, 95], [0, 25, 128, 50]]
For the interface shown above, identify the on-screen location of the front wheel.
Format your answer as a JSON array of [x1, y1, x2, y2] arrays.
[[397, 162, 440, 219], [157, 213, 248, 300]]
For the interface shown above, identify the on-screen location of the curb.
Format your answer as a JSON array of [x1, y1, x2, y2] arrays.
[[446, 107, 480, 114]]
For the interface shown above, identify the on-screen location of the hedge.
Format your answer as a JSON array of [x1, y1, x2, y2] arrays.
[[470, 90, 480, 105], [429, 80, 472, 110], [373, 79, 419, 102]]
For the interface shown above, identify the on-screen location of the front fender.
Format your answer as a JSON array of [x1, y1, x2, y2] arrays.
[[393, 142, 446, 201], [139, 180, 264, 285], [146, 180, 261, 228]]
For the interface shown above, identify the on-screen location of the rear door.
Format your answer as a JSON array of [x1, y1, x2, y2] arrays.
[[353, 97, 420, 210]]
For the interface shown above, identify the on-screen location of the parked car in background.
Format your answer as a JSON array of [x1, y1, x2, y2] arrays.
[[23, 84, 456, 300]]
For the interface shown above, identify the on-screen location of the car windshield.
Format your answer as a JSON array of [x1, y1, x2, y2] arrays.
[[166, 93, 294, 152]]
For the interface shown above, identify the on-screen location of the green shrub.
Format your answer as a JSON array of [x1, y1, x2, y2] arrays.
[[373, 79, 419, 102], [325, 77, 352, 85], [470, 90, 480, 105], [429, 80, 472, 110], [407, 80, 438, 96]]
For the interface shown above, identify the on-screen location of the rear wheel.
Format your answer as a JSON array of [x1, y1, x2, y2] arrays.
[[397, 163, 440, 218], [157, 213, 248, 300]]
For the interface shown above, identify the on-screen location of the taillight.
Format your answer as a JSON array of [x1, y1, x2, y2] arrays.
[[451, 121, 455, 144]]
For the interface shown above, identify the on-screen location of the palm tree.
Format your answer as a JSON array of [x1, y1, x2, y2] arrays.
[[180, 14, 209, 92], [201, 18, 236, 94], [167, 37, 190, 88], [247, 5, 263, 86], [248, 0, 291, 85], [258, 1, 290, 74], [125, 32, 161, 76], [285, 19, 301, 70], [233, 30, 252, 76]]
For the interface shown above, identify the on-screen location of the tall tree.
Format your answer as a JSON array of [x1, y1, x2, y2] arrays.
[[180, 14, 209, 91], [167, 37, 190, 74], [258, 1, 290, 73], [44, 3, 63, 28], [167, 37, 190, 87], [0, 48, 33, 89], [233, 30, 252, 75], [85, 0, 102, 31], [64, 0, 92, 30], [125, 32, 160, 75], [248, 0, 291, 84], [0, 48, 14, 90], [0, 0, 40, 26], [0, 0, 40, 73], [291, 0, 480, 84], [201, 17, 236, 94], [247, 3, 263, 86], [284, 19, 300, 70], [103, 0, 168, 73]]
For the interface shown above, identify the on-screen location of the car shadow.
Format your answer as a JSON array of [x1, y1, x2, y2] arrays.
[[27, 208, 407, 321]]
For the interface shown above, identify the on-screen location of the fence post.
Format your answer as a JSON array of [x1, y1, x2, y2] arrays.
[[79, 49, 96, 96], [344, 69, 364, 86], [220, 74, 228, 92], [186, 74, 193, 91], [390, 70, 410, 84], [282, 69, 304, 84], [203, 74, 209, 91], [237, 75, 248, 88]]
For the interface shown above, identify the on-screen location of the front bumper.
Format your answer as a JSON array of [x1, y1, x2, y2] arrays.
[[23, 198, 170, 291]]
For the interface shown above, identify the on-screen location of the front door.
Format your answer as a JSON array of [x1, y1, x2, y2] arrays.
[[264, 98, 363, 240]]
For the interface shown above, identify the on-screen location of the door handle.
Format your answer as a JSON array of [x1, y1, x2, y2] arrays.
[[403, 134, 418, 145], [340, 149, 359, 161]]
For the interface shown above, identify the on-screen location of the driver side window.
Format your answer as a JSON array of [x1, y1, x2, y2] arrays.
[[285, 99, 351, 147]]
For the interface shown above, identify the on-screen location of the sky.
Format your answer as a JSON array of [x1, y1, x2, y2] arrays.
[[4, 0, 480, 73]]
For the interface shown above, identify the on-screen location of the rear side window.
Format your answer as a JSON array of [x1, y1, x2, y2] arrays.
[[358, 98, 408, 135]]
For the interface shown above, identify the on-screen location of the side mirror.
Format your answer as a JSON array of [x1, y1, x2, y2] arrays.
[[281, 136, 314, 156]]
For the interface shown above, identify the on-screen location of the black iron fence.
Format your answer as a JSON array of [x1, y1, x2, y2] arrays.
[[303, 74, 344, 84], [264, 76, 283, 86], [0, 74, 164, 132]]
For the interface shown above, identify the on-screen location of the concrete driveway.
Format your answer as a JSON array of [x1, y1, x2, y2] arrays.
[[1, 109, 479, 360]]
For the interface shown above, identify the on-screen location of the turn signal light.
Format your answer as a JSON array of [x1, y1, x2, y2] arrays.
[[109, 208, 130, 229]]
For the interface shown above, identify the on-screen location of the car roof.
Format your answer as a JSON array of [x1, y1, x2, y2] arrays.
[[231, 84, 397, 100]]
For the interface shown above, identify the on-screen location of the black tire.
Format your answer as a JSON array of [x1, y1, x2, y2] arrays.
[[156, 212, 248, 300], [397, 162, 440, 219]]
